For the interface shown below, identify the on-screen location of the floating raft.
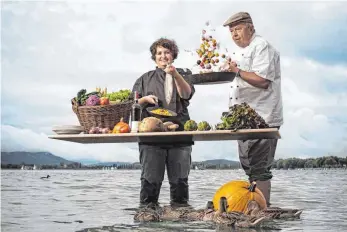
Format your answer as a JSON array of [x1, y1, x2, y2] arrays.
[[48, 128, 281, 144]]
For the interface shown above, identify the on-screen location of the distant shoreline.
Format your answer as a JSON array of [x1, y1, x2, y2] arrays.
[[2, 151, 346, 171]]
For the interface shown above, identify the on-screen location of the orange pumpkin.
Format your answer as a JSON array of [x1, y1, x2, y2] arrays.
[[212, 180, 267, 214], [112, 117, 130, 133]]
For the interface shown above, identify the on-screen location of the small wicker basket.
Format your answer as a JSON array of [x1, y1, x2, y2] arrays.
[[71, 98, 133, 133]]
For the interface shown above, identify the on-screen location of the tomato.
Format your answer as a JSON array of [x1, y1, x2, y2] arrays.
[[100, 97, 110, 105]]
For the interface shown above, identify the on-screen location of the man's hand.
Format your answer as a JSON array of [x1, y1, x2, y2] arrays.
[[222, 60, 270, 89], [227, 61, 238, 73], [220, 60, 238, 72]]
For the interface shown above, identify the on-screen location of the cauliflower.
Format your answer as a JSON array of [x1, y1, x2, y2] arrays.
[[86, 95, 100, 106], [197, 121, 211, 131], [184, 120, 198, 131]]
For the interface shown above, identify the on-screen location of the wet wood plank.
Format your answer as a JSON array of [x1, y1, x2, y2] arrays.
[[48, 128, 281, 144]]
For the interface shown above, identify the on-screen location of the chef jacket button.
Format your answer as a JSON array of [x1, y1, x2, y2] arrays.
[[233, 52, 235, 54], [236, 97, 238, 100], [237, 85, 239, 87], [230, 97, 233, 99], [242, 54, 244, 56]]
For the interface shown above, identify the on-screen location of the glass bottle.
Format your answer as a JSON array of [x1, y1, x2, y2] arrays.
[[131, 91, 141, 133]]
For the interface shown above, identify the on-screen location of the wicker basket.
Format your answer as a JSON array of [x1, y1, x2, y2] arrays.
[[71, 98, 133, 133]]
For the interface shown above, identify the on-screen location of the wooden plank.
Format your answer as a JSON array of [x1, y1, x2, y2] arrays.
[[48, 128, 281, 144]]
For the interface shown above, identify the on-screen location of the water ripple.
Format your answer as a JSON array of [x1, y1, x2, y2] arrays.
[[1, 169, 346, 232]]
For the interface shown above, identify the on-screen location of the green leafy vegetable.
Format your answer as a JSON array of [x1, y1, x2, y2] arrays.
[[215, 102, 269, 130], [106, 89, 131, 102], [76, 89, 87, 105], [75, 89, 100, 106]]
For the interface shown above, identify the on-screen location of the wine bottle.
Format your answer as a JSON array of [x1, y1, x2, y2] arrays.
[[131, 91, 141, 133]]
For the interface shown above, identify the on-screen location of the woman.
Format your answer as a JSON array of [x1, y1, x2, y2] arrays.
[[131, 37, 195, 207]]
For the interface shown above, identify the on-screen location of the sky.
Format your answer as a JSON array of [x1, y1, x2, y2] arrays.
[[1, 0, 347, 163]]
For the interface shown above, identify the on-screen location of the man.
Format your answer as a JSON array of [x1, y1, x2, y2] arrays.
[[222, 12, 283, 206]]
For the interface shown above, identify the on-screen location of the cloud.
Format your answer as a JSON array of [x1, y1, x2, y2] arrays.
[[1, 1, 347, 162], [1, 125, 139, 163]]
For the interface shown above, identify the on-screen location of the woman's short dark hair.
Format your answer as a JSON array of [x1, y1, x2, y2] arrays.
[[150, 37, 179, 61]]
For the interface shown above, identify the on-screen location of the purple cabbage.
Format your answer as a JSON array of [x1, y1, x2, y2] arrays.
[[86, 95, 100, 106]]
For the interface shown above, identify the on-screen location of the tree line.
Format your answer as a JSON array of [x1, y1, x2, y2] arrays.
[[272, 156, 347, 169]]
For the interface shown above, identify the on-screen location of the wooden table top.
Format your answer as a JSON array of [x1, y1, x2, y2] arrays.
[[48, 128, 281, 144]]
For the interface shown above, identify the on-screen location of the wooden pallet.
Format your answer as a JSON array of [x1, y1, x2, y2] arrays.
[[48, 128, 280, 144]]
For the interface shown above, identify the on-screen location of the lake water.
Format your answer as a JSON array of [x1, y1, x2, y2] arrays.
[[1, 169, 347, 232]]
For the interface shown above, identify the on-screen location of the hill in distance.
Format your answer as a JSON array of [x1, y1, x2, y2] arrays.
[[1, 152, 240, 167], [202, 159, 240, 165], [1, 151, 75, 165]]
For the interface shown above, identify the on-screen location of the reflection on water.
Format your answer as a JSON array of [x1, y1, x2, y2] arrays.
[[1, 169, 346, 232]]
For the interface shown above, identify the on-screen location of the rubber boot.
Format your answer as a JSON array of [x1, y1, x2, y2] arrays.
[[169, 178, 190, 207], [139, 179, 162, 207], [256, 180, 271, 207]]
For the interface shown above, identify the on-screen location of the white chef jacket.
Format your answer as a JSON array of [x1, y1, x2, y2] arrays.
[[229, 33, 283, 127]]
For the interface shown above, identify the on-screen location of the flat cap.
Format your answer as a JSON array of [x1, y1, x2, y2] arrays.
[[223, 12, 253, 27]]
